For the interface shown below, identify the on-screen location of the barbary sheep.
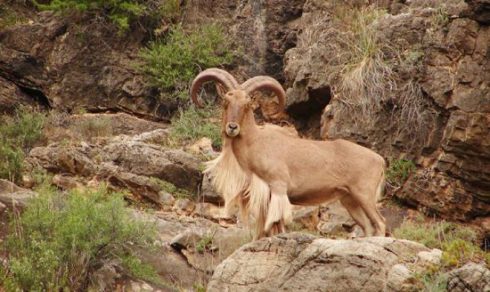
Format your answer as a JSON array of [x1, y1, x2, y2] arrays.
[[191, 68, 386, 239]]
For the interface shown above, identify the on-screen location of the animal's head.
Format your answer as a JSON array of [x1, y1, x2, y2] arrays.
[[190, 68, 286, 138]]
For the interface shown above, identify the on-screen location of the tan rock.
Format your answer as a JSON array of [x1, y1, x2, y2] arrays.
[[291, 205, 319, 231], [0, 179, 37, 209], [208, 234, 432, 292], [186, 137, 216, 157], [448, 262, 490, 292], [52, 174, 84, 190], [173, 198, 196, 215]]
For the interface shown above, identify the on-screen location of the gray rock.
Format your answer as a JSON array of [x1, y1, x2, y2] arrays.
[[0, 179, 37, 209], [208, 233, 433, 292], [194, 202, 229, 221], [447, 262, 490, 292], [132, 211, 250, 289], [417, 249, 443, 266], [102, 140, 202, 192], [158, 191, 175, 208], [26, 143, 98, 177], [172, 198, 196, 215], [291, 205, 320, 231], [199, 172, 224, 205]]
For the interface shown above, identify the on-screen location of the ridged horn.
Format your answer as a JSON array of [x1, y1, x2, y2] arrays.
[[190, 68, 239, 107], [240, 76, 286, 111]]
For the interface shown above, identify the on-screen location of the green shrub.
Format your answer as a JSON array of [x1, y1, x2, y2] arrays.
[[193, 283, 206, 292], [1, 185, 159, 291], [169, 105, 222, 148], [0, 107, 46, 151], [195, 234, 214, 253], [138, 24, 234, 94], [33, 0, 148, 31], [0, 6, 26, 29], [441, 239, 488, 268], [0, 144, 24, 183], [394, 219, 488, 267], [394, 219, 489, 289], [386, 159, 416, 187], [414, 266, 448, 292], [0, 107, 45, 182], [393, 219, 478, 249], [160, 0, 181, 21], [121, 254, 161, 284]]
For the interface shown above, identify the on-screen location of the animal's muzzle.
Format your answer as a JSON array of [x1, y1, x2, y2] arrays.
[[225, 122, 240, 137]]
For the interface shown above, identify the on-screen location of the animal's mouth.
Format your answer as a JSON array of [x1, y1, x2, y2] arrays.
[[225, 122, 240, 137], [226, 128, 240, 137]]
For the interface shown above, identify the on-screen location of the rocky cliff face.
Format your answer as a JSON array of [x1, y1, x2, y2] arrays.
[[283, 0, 489, 223], [1, 0, 488, 224], [0, 5, 173, 119]]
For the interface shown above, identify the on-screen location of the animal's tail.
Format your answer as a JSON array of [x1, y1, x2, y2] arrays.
[[375, 165, 386, 224], [375, 167, 385, 202]]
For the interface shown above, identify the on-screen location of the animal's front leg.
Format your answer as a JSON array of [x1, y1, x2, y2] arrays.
[[264, 182, 292, 234]]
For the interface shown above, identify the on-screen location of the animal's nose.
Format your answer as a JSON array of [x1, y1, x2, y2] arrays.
[[228, 123, 238, 130]]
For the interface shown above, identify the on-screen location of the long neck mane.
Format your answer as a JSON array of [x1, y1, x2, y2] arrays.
[[226, 109, 259, 171]]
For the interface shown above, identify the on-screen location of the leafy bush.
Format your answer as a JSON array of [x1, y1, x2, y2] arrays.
[[138, 24, 234, 94], [394, 219, 488, 289], [33, 0, 148, 31], [195, 234, 214, 253], [1, 185, 159, 291], [413, 266, 448, 292], [386, 159, 416, 187], [0, 6, 26, 29], [0, 107, 45, 182], [160, 0, 181, 21], [393, 219, 488, 267], [169, 105, 222, 148]]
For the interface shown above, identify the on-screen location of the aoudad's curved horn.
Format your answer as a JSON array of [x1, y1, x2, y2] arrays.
[[240, 76, 286, 112], [190, 68, 239, 107]]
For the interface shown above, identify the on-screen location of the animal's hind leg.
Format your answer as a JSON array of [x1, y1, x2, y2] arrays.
[[340, 196, 373, 236], [349, 190, 386, 237]]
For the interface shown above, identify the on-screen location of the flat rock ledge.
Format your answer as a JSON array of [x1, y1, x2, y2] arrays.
[[208, 233, 441, 292]]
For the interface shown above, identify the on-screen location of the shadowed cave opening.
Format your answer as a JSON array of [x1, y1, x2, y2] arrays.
[[286, 86, 331, 138]]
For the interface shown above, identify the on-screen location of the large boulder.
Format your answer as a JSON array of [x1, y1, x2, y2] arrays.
[[447, 262, 490, 291], [208, 233, 441, 291], [0, 179, 37, 209], [133, 211, 251, 289], [26, 127, 203, 196], [101, 140, 202, 192]]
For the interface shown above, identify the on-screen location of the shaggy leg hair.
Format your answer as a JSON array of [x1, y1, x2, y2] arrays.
[[205, 146, 279, 239]]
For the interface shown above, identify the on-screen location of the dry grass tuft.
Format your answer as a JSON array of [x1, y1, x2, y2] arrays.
[[322, 4, 433, 150]]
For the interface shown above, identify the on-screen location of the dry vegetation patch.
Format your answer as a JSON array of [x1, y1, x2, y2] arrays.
[[324, 4, 433, 149]]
